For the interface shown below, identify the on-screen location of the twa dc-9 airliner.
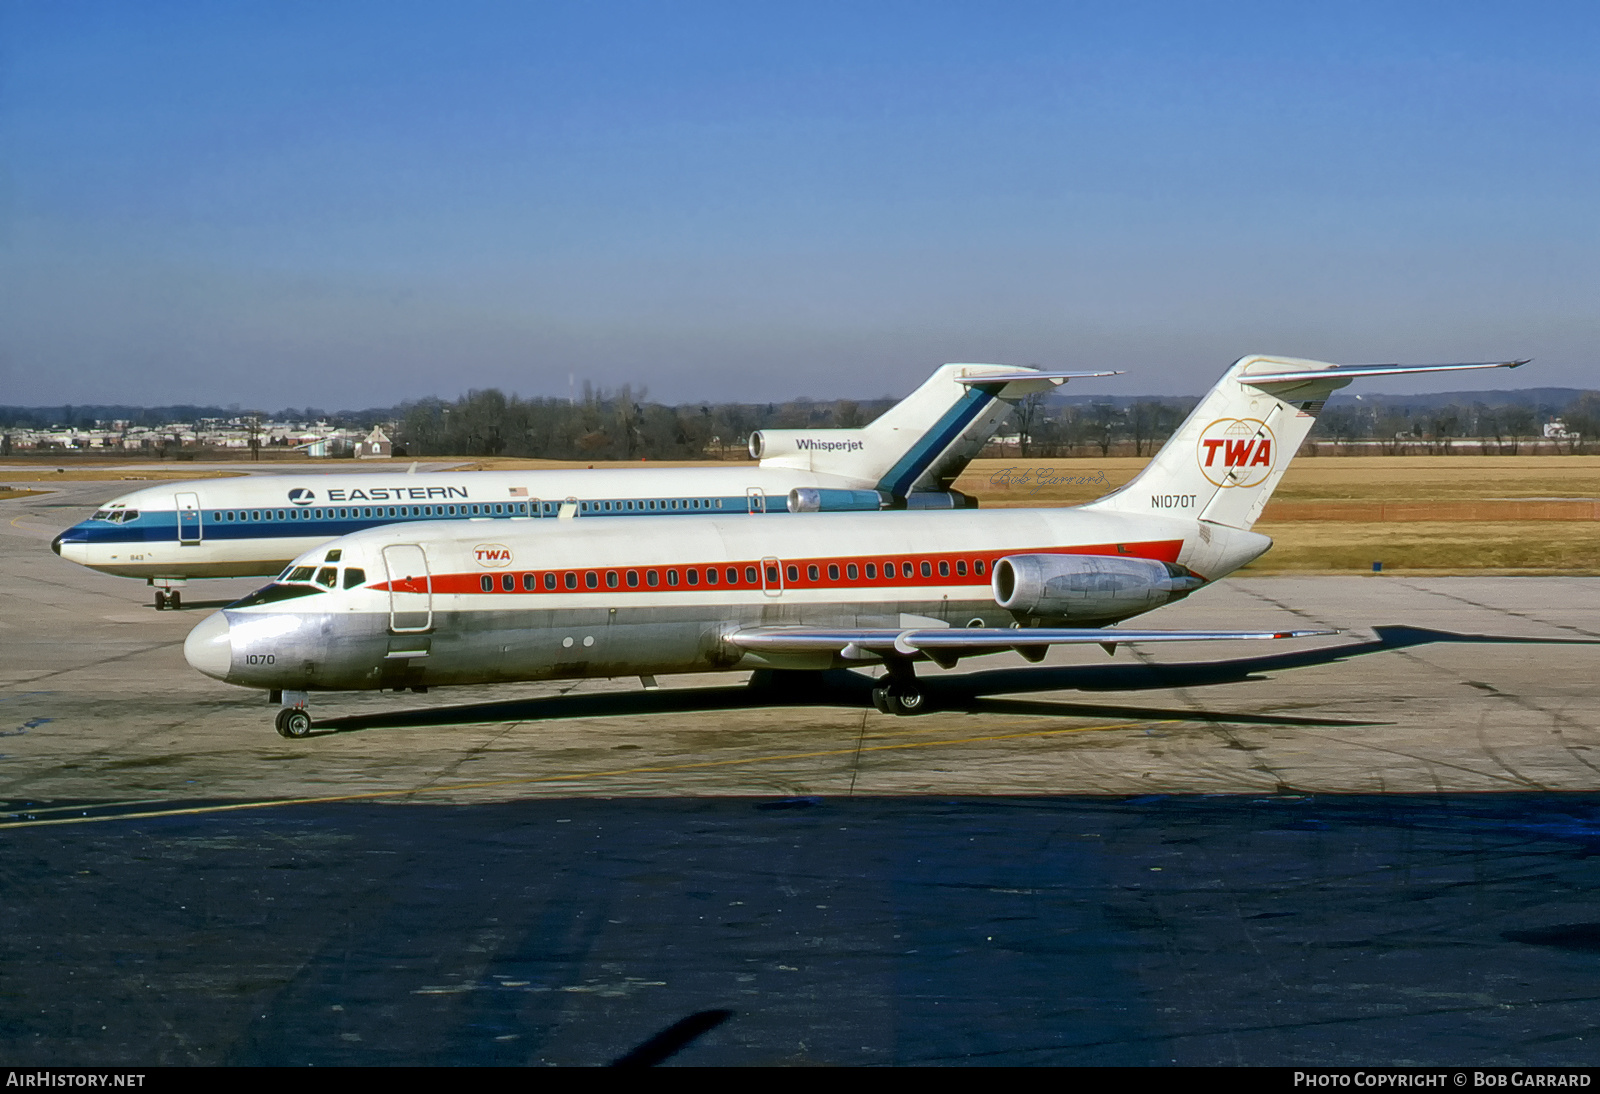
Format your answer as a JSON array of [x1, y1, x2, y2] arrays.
[[182, 354, 1524, 738]]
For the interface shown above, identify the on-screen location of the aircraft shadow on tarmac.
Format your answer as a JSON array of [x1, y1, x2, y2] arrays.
[[313, 625, 1599, 737]]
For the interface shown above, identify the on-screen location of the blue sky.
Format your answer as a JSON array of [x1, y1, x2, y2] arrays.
[[2, 1, 1596, 407]]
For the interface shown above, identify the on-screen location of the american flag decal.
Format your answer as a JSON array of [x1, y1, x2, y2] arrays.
[[1296, 400, 1326, 418], [510, 487, 528, 497]]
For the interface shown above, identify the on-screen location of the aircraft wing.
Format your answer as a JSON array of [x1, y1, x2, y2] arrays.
[[729, 625, 1335, 663]]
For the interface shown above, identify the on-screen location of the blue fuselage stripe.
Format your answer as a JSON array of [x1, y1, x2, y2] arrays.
[[58, 496, 793, 548]]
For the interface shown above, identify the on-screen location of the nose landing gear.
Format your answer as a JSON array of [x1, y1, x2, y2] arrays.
[[271, 690, 313, 739], [274, 708, 312, 738], [149, 579, 186, 611]]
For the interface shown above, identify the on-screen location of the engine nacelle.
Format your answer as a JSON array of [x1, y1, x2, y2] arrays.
[[749, 429, 870, 462], [992, 554, 1203, 622], [788, 488, 890, 513]]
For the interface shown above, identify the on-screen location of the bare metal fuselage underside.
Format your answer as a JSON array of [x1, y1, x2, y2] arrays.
[[214, 595, 1022, 692]]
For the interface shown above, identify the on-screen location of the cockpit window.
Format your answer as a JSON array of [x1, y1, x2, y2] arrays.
[[342, 567, 366, 589], [119, 510, 138, 522], [286, 565, 317, 583], [227, 583, 326, 609], [325, 549, 342, 563], [92, 509, 112, 521], [315, 566, 338, 588]]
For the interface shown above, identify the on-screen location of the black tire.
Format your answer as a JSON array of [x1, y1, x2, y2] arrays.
[[274, 708, 313, 739], [871, 687, 890, 714], [887, 686, 928, 716], [154, 592, 167, 611], [169, 592, 181, 610]]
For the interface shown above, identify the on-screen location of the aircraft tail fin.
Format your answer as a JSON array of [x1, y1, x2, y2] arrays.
[[752, 363, 1118, 498], [1081, 355, 1527, 531]]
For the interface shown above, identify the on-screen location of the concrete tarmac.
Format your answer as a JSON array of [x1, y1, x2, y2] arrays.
[[3, 479, 1599, 1065]]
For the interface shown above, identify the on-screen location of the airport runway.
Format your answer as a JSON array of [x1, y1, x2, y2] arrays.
[[3, 479, 1599, 1065]]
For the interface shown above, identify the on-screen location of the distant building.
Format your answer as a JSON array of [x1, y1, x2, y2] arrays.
[[355, 426, 392, 459]]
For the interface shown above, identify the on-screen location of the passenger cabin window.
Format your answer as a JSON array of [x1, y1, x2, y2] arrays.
[[667, 570, 679, 586], [585, 572, 598, 589], [975, 560, 986, 575], [481, 575, 494, 592], [725, 567, 737, 584], [846, 564, 858, 579], [647, 571, 659, 587], [705, 568, 717, 585], [828, 564, 839, 580], [866, 564, 876, 579], [626, 570, 639, 588], [606, 571, 619, 588], [565, 572, 577, 590], [786, 565, 798, 582], [524, 573, 537, 591], [686, 569, 699, 586], [903, 562, 915, 578], [543, 573, 556, 590], [748, 566, 760, 583], [956, 561, 967, 576], [807, 565, 819, 581], [938, 561, 949, 577], [921, 561, 932, 577]]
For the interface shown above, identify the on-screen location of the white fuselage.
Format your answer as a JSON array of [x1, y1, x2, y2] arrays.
[[184, 506, 1272, 693]]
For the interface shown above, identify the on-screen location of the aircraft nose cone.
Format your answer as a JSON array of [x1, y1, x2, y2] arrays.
[[51, 534, 61, 556], [184, 612, 233, 680]]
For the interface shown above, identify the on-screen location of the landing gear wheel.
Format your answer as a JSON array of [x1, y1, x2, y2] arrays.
[[168, 591, 181, 610], [890, 686, 927, 715], [154, 591, 168, 611], [274, 708, 312, 739], [873, 684, 928, 716]]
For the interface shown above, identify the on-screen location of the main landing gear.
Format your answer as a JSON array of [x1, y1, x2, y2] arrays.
[[271, 690, 313, 739], [870, 657, 928, 717]]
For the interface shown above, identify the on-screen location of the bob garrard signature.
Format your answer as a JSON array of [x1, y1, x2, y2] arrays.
[[986, 466, 1109, 494]]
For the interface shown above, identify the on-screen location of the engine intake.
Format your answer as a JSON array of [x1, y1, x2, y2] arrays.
[[992, 554, 1203, 622]]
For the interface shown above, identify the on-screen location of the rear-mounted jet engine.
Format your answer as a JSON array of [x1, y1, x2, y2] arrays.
[[992, 554, 1204, 623]]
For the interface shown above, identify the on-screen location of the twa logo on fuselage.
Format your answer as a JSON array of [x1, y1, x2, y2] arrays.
[[1196, 418, 1275, 488], [473, 544, 513, 568]]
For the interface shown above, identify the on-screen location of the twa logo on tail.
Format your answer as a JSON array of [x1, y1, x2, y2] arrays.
[[1197, 419, 1275, 488]]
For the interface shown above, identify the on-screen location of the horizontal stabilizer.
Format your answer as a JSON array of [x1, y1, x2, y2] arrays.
[[730, 625, 1335, 658], [1244, 359, 1528, 386], [954, 368, 1124, 385]]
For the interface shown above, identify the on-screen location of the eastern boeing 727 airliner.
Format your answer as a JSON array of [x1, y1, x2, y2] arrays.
[[182, 354, 1525, 737], [53, 363, 1110, 608]]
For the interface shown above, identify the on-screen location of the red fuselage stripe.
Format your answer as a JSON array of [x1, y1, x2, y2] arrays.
[[373, 540, 1185, 595]]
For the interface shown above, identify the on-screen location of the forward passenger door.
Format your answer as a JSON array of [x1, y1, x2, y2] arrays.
[[383, 544, 432, 633]]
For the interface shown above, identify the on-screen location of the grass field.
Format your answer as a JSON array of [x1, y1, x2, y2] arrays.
[[3, 453, 1594, 573], [955, 456, 1600, 574], [0, 468, 245, 483]]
